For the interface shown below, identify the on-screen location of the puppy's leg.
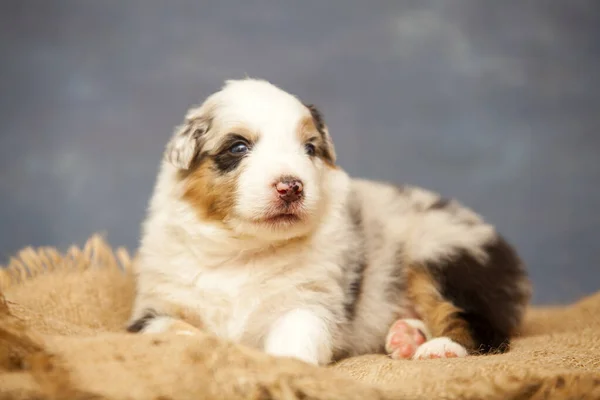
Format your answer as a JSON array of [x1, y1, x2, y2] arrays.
[[128, 314, 201, 336], [264, 308, 333, 366], [127, 303, 204, 336], [405, 267, 475, 360]]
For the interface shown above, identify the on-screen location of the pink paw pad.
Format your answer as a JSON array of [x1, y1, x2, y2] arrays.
[[385, 319, 427, 360]]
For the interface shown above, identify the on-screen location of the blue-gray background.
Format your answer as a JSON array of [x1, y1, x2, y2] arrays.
[[1, 1, 598, 305]]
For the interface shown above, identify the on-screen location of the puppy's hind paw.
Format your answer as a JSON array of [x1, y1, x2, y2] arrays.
[[413, 337, 468, 360], [385, 319, 429, 360]]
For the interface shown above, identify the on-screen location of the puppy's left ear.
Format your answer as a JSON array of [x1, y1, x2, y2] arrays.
[[306, 104, 336, 164], [164, 107, 212, 170]]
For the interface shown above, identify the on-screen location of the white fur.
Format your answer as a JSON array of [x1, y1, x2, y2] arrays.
[[129, 78, 520, 366], [402, 319, 431, 341], [413, 337, 468, 360], [264, 308, 333, 365], [140, 316, 174, 334]]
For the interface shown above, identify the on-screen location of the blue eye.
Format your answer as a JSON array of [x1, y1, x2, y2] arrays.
[[305, 143, 316, 156], [230, 142, 248, 154]]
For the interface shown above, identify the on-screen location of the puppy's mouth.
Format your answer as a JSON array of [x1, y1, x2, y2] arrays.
[[253, 203, 307, 226], [260, 213, 302, 225]]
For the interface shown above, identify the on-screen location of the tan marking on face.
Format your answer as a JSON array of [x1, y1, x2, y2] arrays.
[[405, 267, 476, 352], [297, 115, 320, 142], [296, 116, 336, 167], [182, 157, 239, 223], [180, 123, 258, 224]]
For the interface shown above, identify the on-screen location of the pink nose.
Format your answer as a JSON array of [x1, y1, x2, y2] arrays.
[[275, 177, 304, 203]]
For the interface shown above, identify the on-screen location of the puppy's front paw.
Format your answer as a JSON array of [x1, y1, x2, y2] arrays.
[[385, 319, 428, 360], [174, 330, 198, 336], [264, 309, 333, 366], [129, 314, 202, 336], [413, 337, 468, 360]]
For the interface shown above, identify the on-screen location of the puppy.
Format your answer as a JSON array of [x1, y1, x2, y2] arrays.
[[127, 78, 531, 365]]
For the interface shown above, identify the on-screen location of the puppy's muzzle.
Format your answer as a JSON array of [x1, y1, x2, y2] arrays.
[[275, 176, 304, 204]]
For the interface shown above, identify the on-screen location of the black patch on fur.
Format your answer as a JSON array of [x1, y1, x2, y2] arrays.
[[317, 143, 335, 165], [343, 190, 368, 320], [345, 259, 367, 320], [126, 309, 157, 333], [213, 151, 245, 173], [305, 104, 326, 138], [212, 134, 251, 173], [388, 246, 407, 301], [426, 236, 530, 353], [427, 198, 451, 211], [348, 191, 363, 228]]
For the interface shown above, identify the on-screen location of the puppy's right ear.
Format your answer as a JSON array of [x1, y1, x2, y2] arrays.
[[164, 107, 211, 170]]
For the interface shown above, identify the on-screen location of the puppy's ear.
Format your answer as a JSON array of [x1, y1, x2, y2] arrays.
[[306, 104, 336, 164], [164, 107, 211, 170]]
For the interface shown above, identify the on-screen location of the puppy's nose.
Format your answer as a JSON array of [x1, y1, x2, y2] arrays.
[[275, 177, 304, 203]]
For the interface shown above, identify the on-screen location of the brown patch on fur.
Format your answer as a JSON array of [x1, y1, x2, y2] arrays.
[[423, 237, 528, 353], [182, 157, 238, 222], [405, 267, 476, 352], [296, 116, 320, 143], [297, 114, 336, 167], [299, 281, 332, 295]]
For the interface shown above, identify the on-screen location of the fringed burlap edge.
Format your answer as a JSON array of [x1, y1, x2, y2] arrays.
[[0, 235, 134, 291], [1, 236, 599, 400]]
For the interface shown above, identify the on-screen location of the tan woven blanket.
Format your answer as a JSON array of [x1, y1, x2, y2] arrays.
[[0, 235, 599, 400]]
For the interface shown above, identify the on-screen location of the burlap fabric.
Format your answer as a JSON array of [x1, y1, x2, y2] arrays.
[[0, 235, 598, 400]]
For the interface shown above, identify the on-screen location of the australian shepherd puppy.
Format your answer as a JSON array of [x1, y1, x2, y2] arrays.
[[127, 78, 531, 365]]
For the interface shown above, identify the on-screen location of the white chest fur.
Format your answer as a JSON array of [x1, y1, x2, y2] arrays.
[[159, 252, 327, 348], [191, 267, 265, 343]]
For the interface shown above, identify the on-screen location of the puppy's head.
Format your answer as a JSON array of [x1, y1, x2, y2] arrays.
[[164, 79, 340, 241]]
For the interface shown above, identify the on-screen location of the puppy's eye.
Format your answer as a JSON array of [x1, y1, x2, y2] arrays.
[[229, 142, 248, 154], [305, 143, 316, 157]]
